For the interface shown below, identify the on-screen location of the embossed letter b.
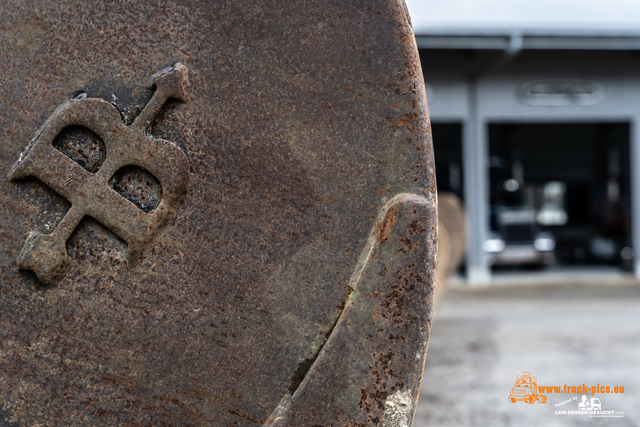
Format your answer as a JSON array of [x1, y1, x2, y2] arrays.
[[8, 63, 190, 284]]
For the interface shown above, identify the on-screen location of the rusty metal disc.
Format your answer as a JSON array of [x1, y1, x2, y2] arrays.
[[0, 1, 436, 425]]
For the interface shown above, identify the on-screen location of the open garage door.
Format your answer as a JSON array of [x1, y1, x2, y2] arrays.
[[432, 122, 463, 199], [488, 122, 632, 269]]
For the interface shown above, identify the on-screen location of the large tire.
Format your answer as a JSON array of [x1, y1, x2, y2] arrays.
[[509, 397, 516, 403], [539, 395, 547, 403], [527, 396, 535, 404]]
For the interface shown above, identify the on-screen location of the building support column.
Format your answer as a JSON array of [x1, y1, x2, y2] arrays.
[[463, 79, 490, 285], [461, 34, 522, 286], [630, 119, 640, 279]]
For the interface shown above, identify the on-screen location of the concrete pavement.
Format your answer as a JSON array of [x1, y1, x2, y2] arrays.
[[413, 280, 640, 426]]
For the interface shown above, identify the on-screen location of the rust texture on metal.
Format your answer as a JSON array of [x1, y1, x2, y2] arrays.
[[0, 1, 436, 426], [7, 64, 190, 284]]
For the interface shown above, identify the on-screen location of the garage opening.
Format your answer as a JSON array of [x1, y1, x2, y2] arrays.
[[488, 122, 632, 269], [432, 122, 463, 199]]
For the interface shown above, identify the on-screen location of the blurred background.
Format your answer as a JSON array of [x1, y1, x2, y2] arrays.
[[405, 0, 640, 425]]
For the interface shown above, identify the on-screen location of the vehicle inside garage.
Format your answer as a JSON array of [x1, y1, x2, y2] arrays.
[[488, 122, 632, 269]]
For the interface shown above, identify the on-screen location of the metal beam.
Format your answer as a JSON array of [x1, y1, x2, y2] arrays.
[[416, 35, 640, 51], [417, 36, 509, 50]]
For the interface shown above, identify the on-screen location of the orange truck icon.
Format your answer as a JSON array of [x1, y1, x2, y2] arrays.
[[509, 372, 547, 404]]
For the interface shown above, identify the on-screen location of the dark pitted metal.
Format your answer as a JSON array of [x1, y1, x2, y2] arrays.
[[0, 1, 436, 425], [7, 64, 190, 284]]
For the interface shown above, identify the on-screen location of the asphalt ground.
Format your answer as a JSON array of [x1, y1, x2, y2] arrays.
[[413, 280, 640, 427]]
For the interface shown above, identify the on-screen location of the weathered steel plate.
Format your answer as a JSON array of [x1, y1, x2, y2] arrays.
[[0, 1, 436, 425]]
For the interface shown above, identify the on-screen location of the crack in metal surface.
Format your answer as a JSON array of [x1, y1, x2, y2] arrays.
[[264, 192, 430, 426]]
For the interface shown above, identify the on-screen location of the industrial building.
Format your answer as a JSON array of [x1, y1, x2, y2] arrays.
[[407, 0, 640, 283]]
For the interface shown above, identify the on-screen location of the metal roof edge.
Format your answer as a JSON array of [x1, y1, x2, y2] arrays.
[[416, 34, 640, 50], [413, 26, 640, 38]]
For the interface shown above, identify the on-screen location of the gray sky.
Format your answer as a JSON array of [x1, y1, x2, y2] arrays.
[[405, 0, 640, 35]]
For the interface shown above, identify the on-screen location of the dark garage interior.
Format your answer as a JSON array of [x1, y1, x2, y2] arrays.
[[488, 122, 632, 268]]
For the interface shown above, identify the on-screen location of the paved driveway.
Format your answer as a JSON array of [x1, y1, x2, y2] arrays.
[[413, 282, 640, 426]]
